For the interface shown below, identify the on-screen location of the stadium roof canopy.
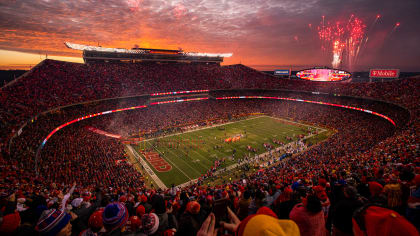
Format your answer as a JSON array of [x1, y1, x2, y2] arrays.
[[65, 42, 232, 64]]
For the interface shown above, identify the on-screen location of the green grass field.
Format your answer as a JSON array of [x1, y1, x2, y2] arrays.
[[130, 116, 329, 187]]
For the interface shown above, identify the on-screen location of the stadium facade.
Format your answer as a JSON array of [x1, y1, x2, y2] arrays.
[[65, 42, 232, 64]]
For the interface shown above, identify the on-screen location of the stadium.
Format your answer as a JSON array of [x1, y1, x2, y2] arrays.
[[0, 1, 419, 236]]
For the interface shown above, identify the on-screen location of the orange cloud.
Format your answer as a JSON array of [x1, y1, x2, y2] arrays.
[[0, 0, 419, 71]]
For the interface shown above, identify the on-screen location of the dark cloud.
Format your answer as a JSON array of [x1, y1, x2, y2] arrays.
[[0, 0, 419, 70]]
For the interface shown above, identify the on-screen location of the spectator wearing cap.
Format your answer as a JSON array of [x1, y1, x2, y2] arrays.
[[141, 213, 159, 235], [177, 201, 203, 236], [79, 209, 104, 236], [35, 208, 72, 236], [290, 195, 327, 236], [102, 202, 128, 235], [72, 198, 84, 209], [136, 205, 146, 217]]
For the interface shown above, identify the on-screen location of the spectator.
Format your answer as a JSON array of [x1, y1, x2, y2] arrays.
[[352, 205, 419, 236], [290, 195, 327, 236]]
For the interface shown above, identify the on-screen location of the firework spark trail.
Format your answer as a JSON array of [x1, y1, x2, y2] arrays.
[[322, 15, 325, 51], [346, 14, 355, 29], [367, 14, 381, 31], [347, 17, 366, 70], [345, 14, 355, 65], [356, 14, 381, 65], [355, 36, 367, 65], [389, 22, 400, 37], [382, 22, 401, 45]]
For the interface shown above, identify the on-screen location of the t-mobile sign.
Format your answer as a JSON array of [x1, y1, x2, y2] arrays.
[[369, 69, 400, 78]]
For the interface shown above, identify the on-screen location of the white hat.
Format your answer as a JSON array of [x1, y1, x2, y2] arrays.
[[71, 197, 84, 208]]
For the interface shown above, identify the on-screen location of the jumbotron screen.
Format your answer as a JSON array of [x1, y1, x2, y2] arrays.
[[296, 68, 351, 81]]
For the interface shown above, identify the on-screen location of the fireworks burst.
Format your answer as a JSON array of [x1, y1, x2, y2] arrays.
[[317, 15, 366, 71]]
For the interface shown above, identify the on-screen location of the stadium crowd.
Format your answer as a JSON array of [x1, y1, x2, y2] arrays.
[[0, 60, 419, 236], [2, 60, 417, 142], [1, 98, 419, 235]]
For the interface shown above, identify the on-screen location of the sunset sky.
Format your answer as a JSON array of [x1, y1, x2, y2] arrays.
[[0, 0, 419, 71]]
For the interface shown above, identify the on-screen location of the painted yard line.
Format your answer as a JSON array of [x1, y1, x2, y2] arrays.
[[182, 131, 231, 164], [176, 132, 215, 166], [125, 145, 167, 190], [172, 147, 210, 171], [161, 144, 208, 174], [163, 121, 246, 159], [175, 146, 214, 170], [148, 141, 198, 179], [187, 147, 217, 167]]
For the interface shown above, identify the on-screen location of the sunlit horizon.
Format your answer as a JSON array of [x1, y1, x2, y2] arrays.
[[0, 48, 329, 71], [2, 48, 418, 72], [0, 49, 83, 70], [1, 0, 419, 71]]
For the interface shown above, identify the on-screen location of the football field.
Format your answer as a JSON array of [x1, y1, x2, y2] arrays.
[[128, 116, 329, 187]]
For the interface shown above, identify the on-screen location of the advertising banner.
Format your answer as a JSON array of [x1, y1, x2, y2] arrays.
[[274, 69, 290, 76], [369, 69, 399, 78]]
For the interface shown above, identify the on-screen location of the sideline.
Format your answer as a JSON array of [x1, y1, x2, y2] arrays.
[[126, 145, 167, 190]]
